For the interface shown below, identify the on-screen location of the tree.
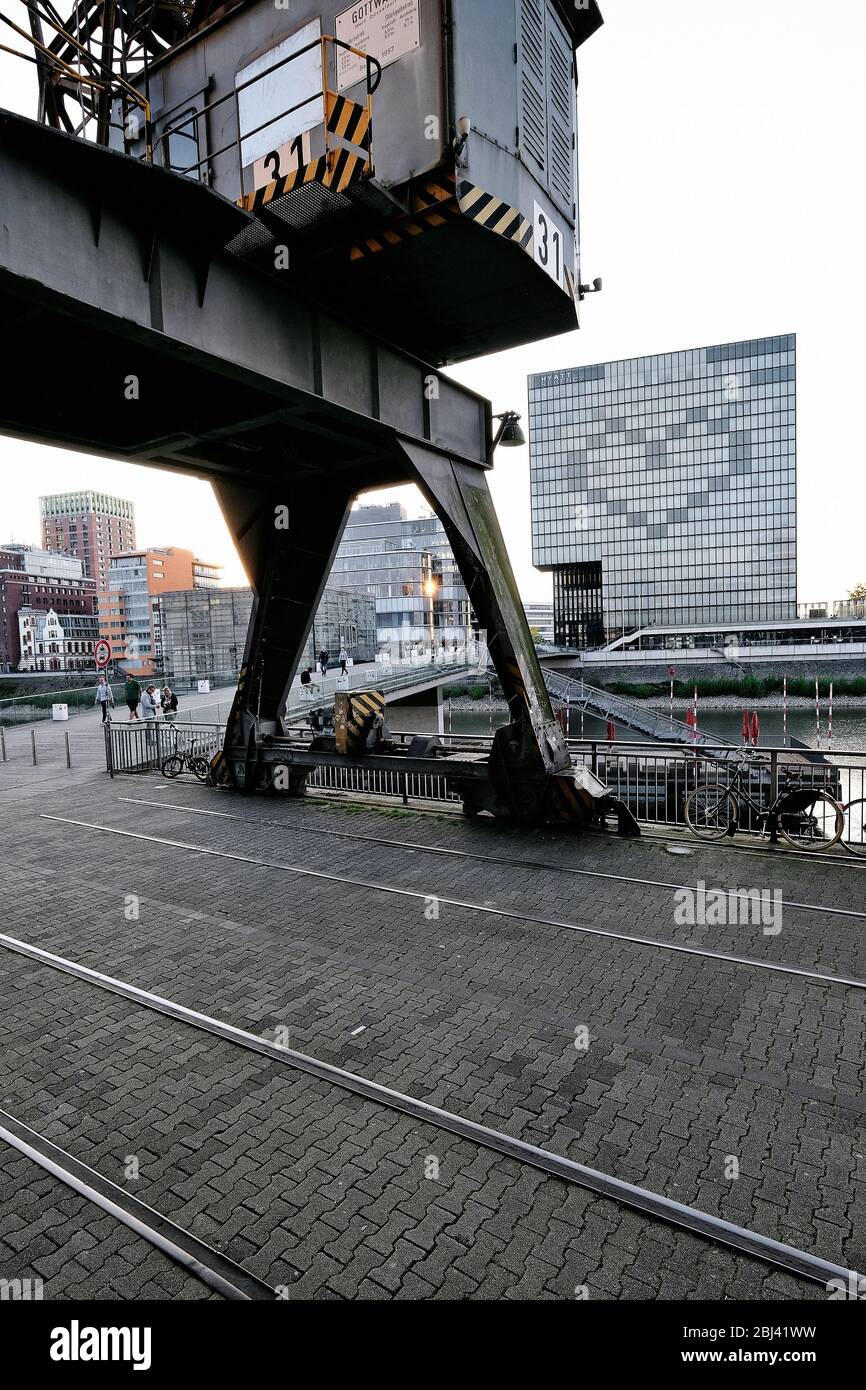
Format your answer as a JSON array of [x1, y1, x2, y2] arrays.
[[849, 583, 866, 602]]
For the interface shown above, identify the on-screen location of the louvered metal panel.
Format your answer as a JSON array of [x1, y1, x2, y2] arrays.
[[547, 10, 575, 207], [518, 0, 548, 174]]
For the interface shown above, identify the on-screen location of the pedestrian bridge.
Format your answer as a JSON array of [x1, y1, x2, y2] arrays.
[[542, 669, 736, 749], [285, 653, 479, 723]]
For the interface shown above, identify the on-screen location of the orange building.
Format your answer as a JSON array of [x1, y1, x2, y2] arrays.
[[102, 547, 222, 677]]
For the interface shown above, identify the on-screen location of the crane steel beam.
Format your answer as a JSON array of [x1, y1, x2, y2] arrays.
[[0, 110, 578, 824]]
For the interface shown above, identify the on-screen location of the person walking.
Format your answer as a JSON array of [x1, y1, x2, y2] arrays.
[[140, 684, 158, 766], [339, 646, 349, 677], [94, 674, 115, 722], [124, 675, 141, 721], [319, 648, 329, 678], [162, 685, 179, 721]]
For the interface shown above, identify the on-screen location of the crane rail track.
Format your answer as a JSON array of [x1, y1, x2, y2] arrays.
[[0, 1107, 277, 1301], [122, 795, 866, 922], [41, 814, 866, 991], [0, 928, 859, 1295], [127, 775, 866, 868]]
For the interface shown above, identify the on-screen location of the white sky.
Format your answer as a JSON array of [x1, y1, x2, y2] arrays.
[[1, 0, 863, 602]]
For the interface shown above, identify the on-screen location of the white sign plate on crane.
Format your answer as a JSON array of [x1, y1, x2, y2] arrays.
[[533, 201, 565, 289], [237, 20, 323, 168], [335, 0, 421, 92]]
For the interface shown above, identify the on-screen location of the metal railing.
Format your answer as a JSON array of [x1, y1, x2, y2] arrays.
[[105, 721, 224, 777], [0, 676, 233, 727], [1, 10, 380, 202], [0, 684, 102, 726], [566, 738, 856, 836], [102, 722, 866, 851], [155, 33, 381, 199], [286, 655, 479, 718], [577, 640, 866, 666], [0, 3, 152, 153]]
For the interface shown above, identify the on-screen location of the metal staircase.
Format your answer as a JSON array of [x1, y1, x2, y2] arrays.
[[543, 670, 737, 750]]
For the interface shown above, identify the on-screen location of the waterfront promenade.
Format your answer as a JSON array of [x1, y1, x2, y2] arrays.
[[0, 710, 863, 1301]]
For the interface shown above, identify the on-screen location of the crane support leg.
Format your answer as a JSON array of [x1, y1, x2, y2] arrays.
[[211, 473, 357, 788], [211, 440, 590, 826], [398, 442, 575, 824]]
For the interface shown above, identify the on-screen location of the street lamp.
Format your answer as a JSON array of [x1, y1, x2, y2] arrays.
[[489, 410, 526, 459]]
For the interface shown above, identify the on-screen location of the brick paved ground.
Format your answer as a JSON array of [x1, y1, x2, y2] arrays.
[[0, 765, 863, 1300]]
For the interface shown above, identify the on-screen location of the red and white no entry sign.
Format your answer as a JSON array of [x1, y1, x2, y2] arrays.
[[94, 639, 112, 669]]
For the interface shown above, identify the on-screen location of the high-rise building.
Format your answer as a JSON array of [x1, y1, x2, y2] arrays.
[[39, 491, 136, 588], [105, 547, 223, 676], [523, 602, 554, 644], [334, 503, 472, 644], [0, 544, 97, 671], [529, 335, 797, 647]]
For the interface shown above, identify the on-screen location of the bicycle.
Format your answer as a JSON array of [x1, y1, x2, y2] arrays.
[[841, 796, 866, 857], [683, 757, 844, 852], [161, 727, 210, 782]]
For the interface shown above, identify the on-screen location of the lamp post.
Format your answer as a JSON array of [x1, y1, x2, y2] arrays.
[[423, 575, 439, 662]]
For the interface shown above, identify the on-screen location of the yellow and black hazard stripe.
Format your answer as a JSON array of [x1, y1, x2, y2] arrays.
[[411, 170, 456, 211], [344, 688, 385, 743], [239, 148, 367, 215], [456, 179, 533, 254], [325, 91, 371, 152], [349, 172, 460, 262], [550, 770, 593, 823]]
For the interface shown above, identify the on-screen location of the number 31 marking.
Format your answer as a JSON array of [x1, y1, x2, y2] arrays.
[[533, 202, 565, 288]]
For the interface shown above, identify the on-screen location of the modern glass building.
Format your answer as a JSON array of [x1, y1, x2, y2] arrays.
[[529, 335, 797, 647], [331, 503, 473, 646], [159, 586, 376, 686]]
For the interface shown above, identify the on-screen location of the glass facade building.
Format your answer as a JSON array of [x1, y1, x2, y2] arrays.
[[160, 586, 376, 686], [331, 504, 473, 645], [529, 335, 797, 647]]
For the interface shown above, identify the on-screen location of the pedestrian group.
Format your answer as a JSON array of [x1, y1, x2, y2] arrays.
[[96, 674, 180, 722]]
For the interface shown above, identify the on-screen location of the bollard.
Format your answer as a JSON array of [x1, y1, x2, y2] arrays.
[[0, 725, 5, 761], [65, 731, 72, 768], [31, 729, 37, 765]]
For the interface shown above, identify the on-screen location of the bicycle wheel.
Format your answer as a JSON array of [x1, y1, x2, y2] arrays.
[[842, 798, 866, 857], [161, 754, 184, 779], [777, 790, 844, 852], [191, 757, 211, 782], [684, 785, 737, 840]]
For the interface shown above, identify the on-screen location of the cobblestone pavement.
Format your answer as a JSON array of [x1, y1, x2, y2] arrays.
[[1, 772, 863, 1300]]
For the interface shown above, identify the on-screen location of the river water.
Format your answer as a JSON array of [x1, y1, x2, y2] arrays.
[[441, 704, 866, 753]]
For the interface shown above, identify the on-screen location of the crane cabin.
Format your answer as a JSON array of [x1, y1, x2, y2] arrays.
[[116, 0, 603, 364]]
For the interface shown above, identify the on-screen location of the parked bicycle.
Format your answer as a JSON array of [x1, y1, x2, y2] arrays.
[[684, 758, 844, 852], [841, 796, 866, 857], [161, 727, 210, 782]]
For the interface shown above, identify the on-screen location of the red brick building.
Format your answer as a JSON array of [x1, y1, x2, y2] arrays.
[[40, 490, 136, 589], [0, 545, 97, 672]]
